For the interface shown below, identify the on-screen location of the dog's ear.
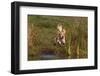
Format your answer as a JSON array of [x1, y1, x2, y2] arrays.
[[57, 24, 62, 32]]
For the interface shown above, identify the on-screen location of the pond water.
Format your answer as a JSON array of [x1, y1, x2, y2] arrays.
[[40, 54, 58, 60]]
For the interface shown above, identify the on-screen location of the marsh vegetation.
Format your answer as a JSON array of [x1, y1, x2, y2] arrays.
[[28, 15, 88, 61]]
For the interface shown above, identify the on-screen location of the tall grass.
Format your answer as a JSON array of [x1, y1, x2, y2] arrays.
[[28, 15, 88, 60]]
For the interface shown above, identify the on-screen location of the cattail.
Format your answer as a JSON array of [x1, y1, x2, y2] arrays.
[[68, 33, 71, 56], [68, 42, 71, 56], [76, 44, 79, 58]]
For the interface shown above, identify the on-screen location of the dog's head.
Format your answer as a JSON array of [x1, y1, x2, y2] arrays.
[[62, 29, 66, 34]]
